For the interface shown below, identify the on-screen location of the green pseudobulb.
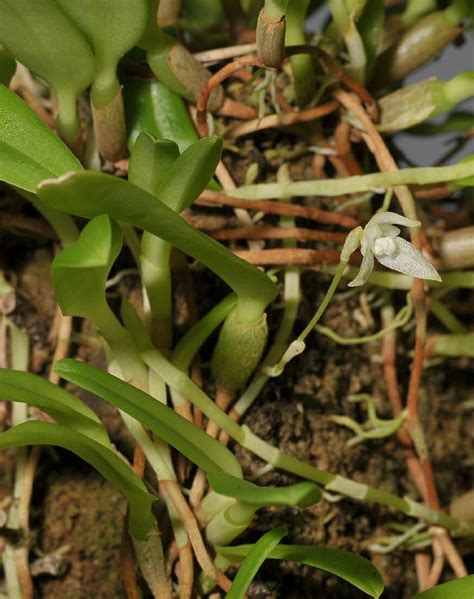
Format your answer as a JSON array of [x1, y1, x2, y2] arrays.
[[211, 309, 268, 392]]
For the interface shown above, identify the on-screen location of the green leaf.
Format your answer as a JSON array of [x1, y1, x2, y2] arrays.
[[55, 358, 243, 478], [410, 111, 474, 135], [0, 369, 109, 446], [208, 471, 321, 508], [156, 136, 224, 212], [0, 48, 15, 86], [52, 215, 122, 319], [217, 544, 384, 598], [129, 132, 180, 197], [123, 77, 199, 153], [226, 527, 288, 599], [171, 293, 237, 371], [413, 576, 474, 599], [453, 155, 474, 188], [38, 169, 277, 314], [0, 421, 155, 539], [0, 1, 94, 138], [129, 133, 220, 211], [357, 0, 385, 77], [56, 0, 148, 107], [0, 85, 82, 193]]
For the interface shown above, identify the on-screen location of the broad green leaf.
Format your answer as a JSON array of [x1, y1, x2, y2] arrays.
[[0, 369, 109, 446], [226, 528, 288, 599], [38, 170, 278, 312], [217, 544, 384, 598], [0, 421, 155, 539], [0, 1, 94, 137], [55, 359, 243, 478], [129, 132, 180, 197], [123, 77, 199, 152], [155, 136, 224, 212], [0, 85, 82, 193], [0, 48, 15, 86], [57, 0, 148, 107], [52, 215, 122, 318], [208, 471, 321, 508], [413, 576, 474, 599]]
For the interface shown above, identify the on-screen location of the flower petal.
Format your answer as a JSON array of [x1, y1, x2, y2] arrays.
[[376, 237, 441, 281], [363, 224, 382, 253], [380, 224, 400, 237], [348, 250, 374, 287], [368, 211, 420, 229]]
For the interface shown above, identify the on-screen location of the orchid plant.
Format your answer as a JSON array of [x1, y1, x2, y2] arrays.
[[0, 2, 473, 598]]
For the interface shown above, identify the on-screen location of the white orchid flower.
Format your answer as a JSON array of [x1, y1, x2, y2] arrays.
[[348, 212, 441, 287]]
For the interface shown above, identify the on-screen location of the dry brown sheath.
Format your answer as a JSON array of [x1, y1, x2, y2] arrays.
[[92, 87, 127, 162], [157, 0, 182, 27], [167, 44, 225, 112], [256, 8, 286, 68]]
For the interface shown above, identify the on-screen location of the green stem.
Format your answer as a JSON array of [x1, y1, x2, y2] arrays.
[[263, 227, 363, 378], [401, 0, 436, 28], [300, 260, 347, 342], [91, 60, 120, 109], [285, 0, 315, 106], [441, 72, 474, 110], [122, 225, 142, 268], [95, 305, 189, 555], [23, 193, 79, 247], [231, 161, 474, 200], [328, 0, 366, 83], [140, 235, 173, 348], [442, 0, 468, 26], [142, 349, 245, 443], [55, 88, 80, 147], [234, 166, 301, 416], [264, 0, 288, 20], [2, 324, 29, 599]]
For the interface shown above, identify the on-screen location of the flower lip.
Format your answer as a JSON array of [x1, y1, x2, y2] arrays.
[[374, 236, 397, 257]]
